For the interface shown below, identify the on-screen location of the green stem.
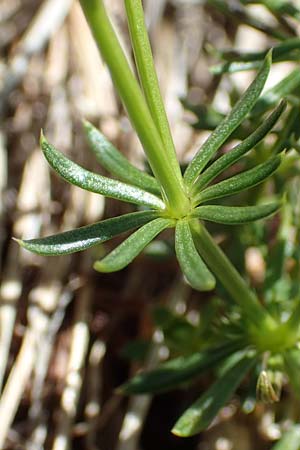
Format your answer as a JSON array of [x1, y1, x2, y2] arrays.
[[190, 220, 277, 331], [79, 0, 190, 217], [124, 0, 183, 184]]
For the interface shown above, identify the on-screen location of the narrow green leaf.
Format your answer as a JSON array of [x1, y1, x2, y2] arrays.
[[206, 0, 288, 39], [183, 52, 272, 186], [124, 0, 182, 183], [40, 133, 165, 210], [192, 202, 280, 225], [194, 101, 286, 192], [216, 38, 300, 64], [251, 69, 300, 117], [175, 220, 215, 291], [211, 38, 300, 74], [211, 61, 262, 75], [94, 217, 174, 272], [194, 155, 281, 205], [272, 106, 299, 154], [83, 120, 161, 196], [284, 348, 300, 398], [271, 425, 300, 450], [172, 351, 256, 437], [262, 0, 300, 19], [120, 340, 244, 394], [15, 210, 159, 256]]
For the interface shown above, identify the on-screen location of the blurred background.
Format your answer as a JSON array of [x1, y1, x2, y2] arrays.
[[0, 1, 299, 449]]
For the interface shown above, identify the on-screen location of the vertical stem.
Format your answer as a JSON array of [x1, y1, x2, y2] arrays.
[[124, 0, 183, 185], [79, 0, 190, 216], [190, 220, 277, 331]]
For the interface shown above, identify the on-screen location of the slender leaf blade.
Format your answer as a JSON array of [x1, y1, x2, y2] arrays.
[[121, 340, 244, 394], [192, 202, 280, 225], [194, 155, 281, 205], [194, 101, 286, 192], [172, 351, 256, 437], [40, 133, 165, 210], [15, 210, 159, 256], [184, 52, 272, 186], [83, 120, 161, 196], [252, 69, 300, 117], [94, 217, 174, 272], [175, 220, 215, 291]]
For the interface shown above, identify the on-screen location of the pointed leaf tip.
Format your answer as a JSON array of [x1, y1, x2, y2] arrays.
[[39, 129, 46, 146], [266, 48, 273, 64], [12, 237, 24, 247], [82, 118, 93, 131], [16, 211, 159, 256]]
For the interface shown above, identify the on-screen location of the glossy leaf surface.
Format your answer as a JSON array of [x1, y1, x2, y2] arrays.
[[183, 52, 272, 186], [121, 340, 244, 394], [194, 155, 281, 205], [41, 134, 165, 210], [193, 202, 280, 224], [84, 120, 161, 196], [16, 211, 159, 256], [175, 220, 215, 291], [172, 351, 256, 436], [94, 217, 174, 272]]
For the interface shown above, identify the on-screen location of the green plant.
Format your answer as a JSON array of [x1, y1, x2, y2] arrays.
[[15, 0, 300, 440]]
